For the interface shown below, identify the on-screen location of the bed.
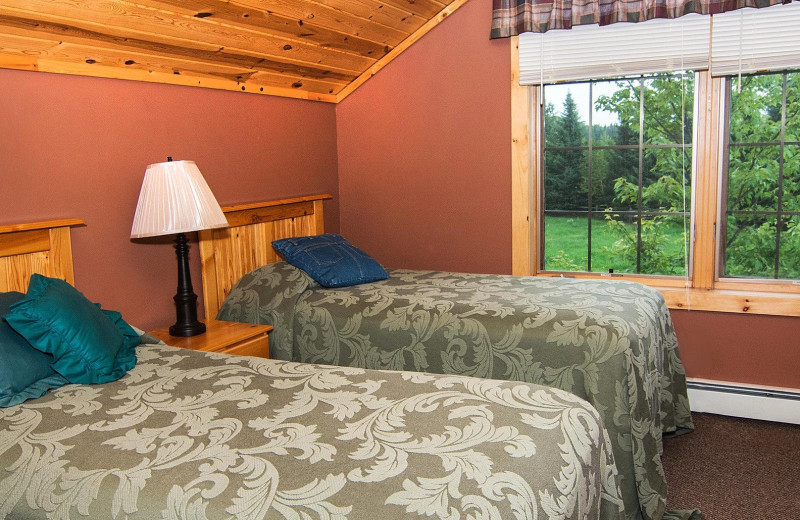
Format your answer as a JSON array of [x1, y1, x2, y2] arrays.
[[1, 219, 625, 519], [198, 195, 699, 520]]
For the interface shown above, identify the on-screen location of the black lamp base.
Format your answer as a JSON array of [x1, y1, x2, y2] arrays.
[[169, 320, 206, 337], [169, 232, 205, 337]]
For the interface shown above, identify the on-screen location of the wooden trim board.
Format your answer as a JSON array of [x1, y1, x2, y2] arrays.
[[198, 194, 331, 321], [0, 218, 84, 292]]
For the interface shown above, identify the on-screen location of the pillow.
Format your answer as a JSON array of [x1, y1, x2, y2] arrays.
[[272, 234, 389, 288], [0, 291, 68, 407], [4, 274, 140, 385]]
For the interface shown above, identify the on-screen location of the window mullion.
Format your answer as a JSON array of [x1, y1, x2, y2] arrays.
[[692, 71, 723, 290], [511, 36, 537, 277], [587, 81, 594, 272], [774, 73, 787, 279], [637, 78, 645, 274]]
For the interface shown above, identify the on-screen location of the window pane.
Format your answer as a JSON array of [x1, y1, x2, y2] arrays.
[[724, 213, 777, 278], [544, 214, 588, 271], [642, 147, 692, 211], [786, 73, 800, 142], [727, 145, 781, 212], [544, 150, 588, 210], [595, 79, 641, 139], [643, 74, 694, 146], [644, 214, 689, 277], [786, 145, 800, 212], [591, 214, 636, 273], [544, 83, 589, 147], [730, 74, 783, 144], [592, 148, 637, 211], [780, 216, 800, 279], [592, 80, 623, 131], [606, 216, 689, 276]]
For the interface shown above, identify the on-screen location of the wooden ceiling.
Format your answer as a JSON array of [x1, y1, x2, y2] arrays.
[[0, 0, 467, 103]]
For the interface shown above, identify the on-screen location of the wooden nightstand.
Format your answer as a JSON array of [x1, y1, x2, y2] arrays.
[[148, 320, 272, 359]]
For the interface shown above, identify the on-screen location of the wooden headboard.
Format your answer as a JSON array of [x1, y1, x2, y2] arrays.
[[0, 219, 84, 292], [198, 194, 332, 321]]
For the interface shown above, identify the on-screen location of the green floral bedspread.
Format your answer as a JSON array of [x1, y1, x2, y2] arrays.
[[218, 263, 699, 520], [1, 342, 623, 520]]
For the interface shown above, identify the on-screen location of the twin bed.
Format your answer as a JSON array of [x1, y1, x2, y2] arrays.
[[198, 195, 696, 520], [0, 195, 697, 520]]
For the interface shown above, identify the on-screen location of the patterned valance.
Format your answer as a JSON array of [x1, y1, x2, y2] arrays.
[[491, 0, 792, 36]]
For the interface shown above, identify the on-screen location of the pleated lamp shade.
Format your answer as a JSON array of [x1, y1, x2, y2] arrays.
[[131, 160, 228, 238]]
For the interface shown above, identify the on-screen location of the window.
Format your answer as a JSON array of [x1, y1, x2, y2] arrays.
[[542, 74, 693, 276], [721, 71, 800, 281], [510, 6, 800, 315]]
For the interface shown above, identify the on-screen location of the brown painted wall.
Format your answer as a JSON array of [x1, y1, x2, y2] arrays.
[[671, 310, 799, 388], [336, 0, 800, 389], [0, 68, 338, 331], [337, 0, 512, 275]]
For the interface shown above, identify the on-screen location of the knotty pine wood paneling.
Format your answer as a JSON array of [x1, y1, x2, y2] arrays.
[[0, 0, 466, 102]]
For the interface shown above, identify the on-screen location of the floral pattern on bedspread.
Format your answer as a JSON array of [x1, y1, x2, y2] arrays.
[[218, 263, 696, 520], [0, 342, 623, 520]]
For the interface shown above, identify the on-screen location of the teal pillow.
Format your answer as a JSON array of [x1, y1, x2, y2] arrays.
[[0, 291, 68, 407], [4, 275, 140, 385]]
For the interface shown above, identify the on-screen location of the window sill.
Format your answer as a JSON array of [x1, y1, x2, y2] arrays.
[[534, 273, 800, 317], [659, 287, 800, 317]]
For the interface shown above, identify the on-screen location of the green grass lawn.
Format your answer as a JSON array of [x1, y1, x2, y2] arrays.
[[544, 215, 688, 275]]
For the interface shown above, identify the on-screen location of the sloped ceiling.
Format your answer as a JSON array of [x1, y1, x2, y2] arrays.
[[0, 0, 467, 103]]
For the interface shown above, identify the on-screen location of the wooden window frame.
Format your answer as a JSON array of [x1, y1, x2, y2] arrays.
[[510, 37, 800, 317]]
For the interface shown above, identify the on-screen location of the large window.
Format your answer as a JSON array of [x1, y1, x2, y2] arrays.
[[511, 4, 800, 315], [542, 74, 693, 276], [537, 70, 800, 285], [722, 71, 800, 280], [511, 66, 800, 317]]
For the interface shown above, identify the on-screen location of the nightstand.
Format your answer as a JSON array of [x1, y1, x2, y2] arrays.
[[148, 319, 272, 359]]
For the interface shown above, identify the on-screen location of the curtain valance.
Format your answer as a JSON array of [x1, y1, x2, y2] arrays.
[[491, 0, 791, 37]]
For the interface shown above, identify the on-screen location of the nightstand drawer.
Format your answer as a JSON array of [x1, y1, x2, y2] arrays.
[[217, 334, 269, 358], [148, 320, 272, 359]]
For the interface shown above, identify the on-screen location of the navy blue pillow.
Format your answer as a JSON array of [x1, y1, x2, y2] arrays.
[[0, 291, 67, 407], [272, 234, 389, 288]]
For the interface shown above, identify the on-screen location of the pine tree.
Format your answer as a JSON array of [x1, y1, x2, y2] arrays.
[[545, 91, 587, 211]]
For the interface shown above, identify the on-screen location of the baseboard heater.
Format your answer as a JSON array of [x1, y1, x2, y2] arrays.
[[687, 379, 800, 425]]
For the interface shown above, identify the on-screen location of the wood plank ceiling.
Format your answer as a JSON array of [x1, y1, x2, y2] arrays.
[[0, 0, 467, 103]]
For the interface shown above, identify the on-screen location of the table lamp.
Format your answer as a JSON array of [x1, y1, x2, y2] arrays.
[[130, 158, 228, 336]]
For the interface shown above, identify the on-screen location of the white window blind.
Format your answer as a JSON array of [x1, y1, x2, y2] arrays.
[[711, 3, 800, 77], [518, 15, 710, 85]]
